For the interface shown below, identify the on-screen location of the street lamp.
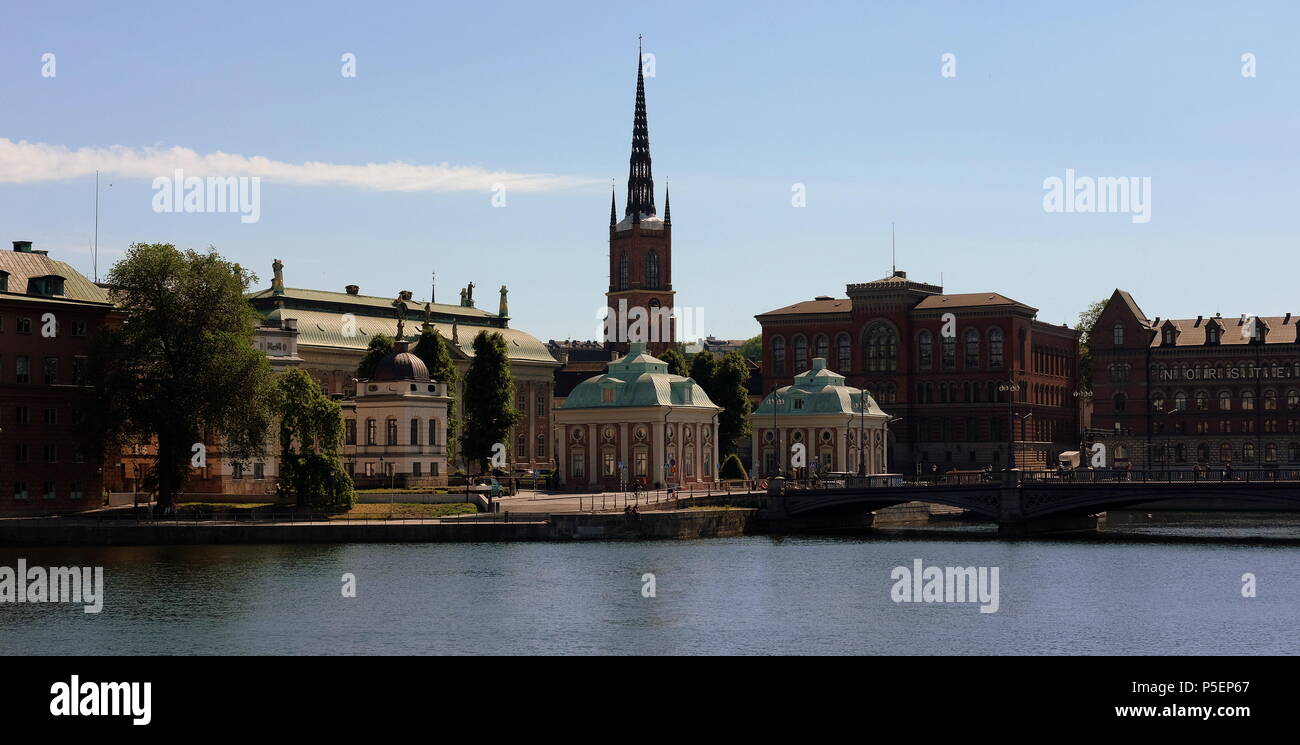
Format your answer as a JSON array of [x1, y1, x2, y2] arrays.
[[770, 384, 786, 477], [1072, 389, 1093, 470], [998, 380, 1021, 470], [857, 389, 869, 477]]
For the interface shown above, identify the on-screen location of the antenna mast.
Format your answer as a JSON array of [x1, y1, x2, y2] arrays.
[[93, 171, 100, 283], [891, 221, 895, 274]]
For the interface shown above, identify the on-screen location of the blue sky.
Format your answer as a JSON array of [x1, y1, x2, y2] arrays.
[[1, 1, 1296, 342]]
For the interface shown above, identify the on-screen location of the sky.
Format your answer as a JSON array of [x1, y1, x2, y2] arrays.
[[1, 1, 1296, 343]]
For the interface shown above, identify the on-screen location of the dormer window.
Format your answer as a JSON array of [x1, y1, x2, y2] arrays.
[[1162, 326, 1176, 345], [28, 275, 66, 297], [1206, 324, 1220, 345], [601, 387, 614, 403], [0, 271, 8, 292]]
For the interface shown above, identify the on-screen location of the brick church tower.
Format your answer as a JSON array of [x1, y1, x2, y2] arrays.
[[606, 41, 675, 356]]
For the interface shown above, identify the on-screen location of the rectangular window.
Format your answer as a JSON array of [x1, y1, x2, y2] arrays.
[[43, 408, 56, 425], [366, 419, 377, 446], [44, 357, 58, 384], [232, 463, 244, 479], [18, 317, 32, 334], [412, 462, 421, 477], [602, 450, 616, 477], [410, 418, 420, 446], [43, 482, 56, 500], [16, 356, 30, 384], [703, 449, 713, 476], [253, 462, 265, 480], [73, 320, 88, 337], [345, 420, 356, 445], [685, 448, 695, 477], [535, 436, 546, 458], [430, 462, 439, 476], [16, 407, 29, 424], [635, 449, 648, 478], [573, 451, 585, 478], [536, 395, 546, 417], [386, 419, 398, 446], [15, 482, 28, 500], [364, 462, 374, 477], [43, 444, 56, 463], [72, 357, 87, 386], [71, 482, 83, 500], [15, 444, 29, 462]]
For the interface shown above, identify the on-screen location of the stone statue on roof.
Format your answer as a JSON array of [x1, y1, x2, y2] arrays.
[[271, 258, 284, 295], [499, 285, 508, 318]]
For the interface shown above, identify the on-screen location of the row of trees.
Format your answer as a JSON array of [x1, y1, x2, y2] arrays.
[[660, 346, 753, 456]]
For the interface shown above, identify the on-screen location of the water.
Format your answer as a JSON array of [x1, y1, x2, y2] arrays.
[[2, 516, 1299, 655]]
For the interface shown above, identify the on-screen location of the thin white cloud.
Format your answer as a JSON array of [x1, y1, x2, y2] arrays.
[[0, 138, 592, 192]]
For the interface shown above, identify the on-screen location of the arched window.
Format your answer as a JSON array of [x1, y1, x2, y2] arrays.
[[1174, 391, 1188, 411], [836, 333, 851, 372], [1242, 390, 1256, 410], [863, 323, 899, 372], [536, 434, 546, 458], [1264, 389, 1278, 410], [814, 334, 829, 361], [1197, 444, 1209, 463], [772, 337, 786, 375], [1266, 443, 1278, 462], [1219, 390, 1232, 410], [618, 252, 629, 290], [794, 335, 809, 371], [1207, 324, 1220, 344], [1220, 443, 1232, 462], [918, 330, 933, 368], [1151, 391, 1165, 411], [964, 328, 980, 368], [1195, 391, 1209, 411], [1243, 442, 1256, 462], [516, 434, 527, 459], [1290, 443, 1300, 462], [988, 328, 1004, 369], [1288, 390, 1300, 409], [942, 334, 956, 370], [1113, 322, 1125, 346], [645, 250, 659, 289]]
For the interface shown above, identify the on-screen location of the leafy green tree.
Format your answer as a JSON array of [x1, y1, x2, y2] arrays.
[[720, 453, 748, 480], [660, 347, 689, 377], [689, 349, 719, 394], [460, 331, 520, 473], [356, 334, 394, 379], [1076, 298, 1108, 390], [275, 368, 354, 509], [712, 351, 754, 454], [83, 243, 276, 511], [739, 334, 762, 362], [414, 328, 461, 462]]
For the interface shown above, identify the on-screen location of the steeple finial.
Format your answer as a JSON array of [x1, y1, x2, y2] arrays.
[[625, 36, 656, 219]]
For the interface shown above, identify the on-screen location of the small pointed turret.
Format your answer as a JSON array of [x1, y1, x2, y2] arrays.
[[609, 184, 617, 228], [664, 185, 671, 227], [625, 36, 656, 220]]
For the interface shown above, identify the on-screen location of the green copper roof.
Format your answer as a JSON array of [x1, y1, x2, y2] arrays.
[[248, 286, 497, 319], [561, 342, 721, 410], [754, 358, 887, 416], [261, 307, 557, 364]]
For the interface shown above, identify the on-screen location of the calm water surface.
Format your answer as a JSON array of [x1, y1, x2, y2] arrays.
[[2, 515, 1298, 655]]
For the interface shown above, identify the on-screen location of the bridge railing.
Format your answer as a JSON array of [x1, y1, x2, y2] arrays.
[[1020, 468, 1300, 484]]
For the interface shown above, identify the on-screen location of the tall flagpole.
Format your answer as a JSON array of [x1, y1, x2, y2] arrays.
[[93, 171, 100, 283]]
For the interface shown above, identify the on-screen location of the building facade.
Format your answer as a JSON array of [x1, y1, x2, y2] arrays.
[[554, 343, 720, 490], [756, 270, 1081, 474], [1091, 289, 1300, 471], [750, 358, 890, 477], [0, 241, 117, 514]]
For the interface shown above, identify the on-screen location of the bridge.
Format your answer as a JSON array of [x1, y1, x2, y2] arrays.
[[763, 469, 1300, 534]]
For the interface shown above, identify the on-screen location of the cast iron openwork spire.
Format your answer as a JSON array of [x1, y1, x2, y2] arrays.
[[625, 36, 656, 219]]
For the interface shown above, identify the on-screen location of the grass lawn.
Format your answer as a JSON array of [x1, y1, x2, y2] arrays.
[[332, 502, 479, 519]]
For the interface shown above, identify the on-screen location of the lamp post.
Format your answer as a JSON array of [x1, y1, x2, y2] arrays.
[[998, 379, 1019, 468], [857, 389, 868, 477], [1072, 389, 1093, 470]]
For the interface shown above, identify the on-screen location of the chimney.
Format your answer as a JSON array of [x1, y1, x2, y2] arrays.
[[345, 285, 359, 296], [1286, 313, 1292, 325], [1195, 315, 1202, 326], [12, 240, 32, 253], [894, 270, 907, 278], [282, 318, 298, 332]]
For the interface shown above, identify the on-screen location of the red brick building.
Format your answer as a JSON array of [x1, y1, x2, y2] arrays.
[[0, 241, 117, 514], [1091, 288, 1300, 471], [755, 270, 1080, 474]]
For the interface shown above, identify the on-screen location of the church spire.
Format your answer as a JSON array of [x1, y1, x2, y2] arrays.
[[625, 36, 656, 219], [609, 182, 617, 228], [664, 184, 671, 227]]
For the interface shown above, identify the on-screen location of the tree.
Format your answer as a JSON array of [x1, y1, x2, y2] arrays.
[[1076, 298, 1108, 390], [689, 349, 719, 394], [460, 331, 520, 473], [413, 328, 461, 463], [720, 453, 748, 480], [660, 347, 689, 377], [712, 351, 754, 455], [356, 334, 394, 379], [83, 243, 277, 511], [739, 334, 762, 362], [275, 368, 354, 509]]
